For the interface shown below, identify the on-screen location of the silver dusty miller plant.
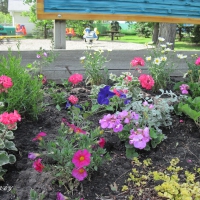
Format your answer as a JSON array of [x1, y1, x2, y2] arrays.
[[124, 89, 179, 133]]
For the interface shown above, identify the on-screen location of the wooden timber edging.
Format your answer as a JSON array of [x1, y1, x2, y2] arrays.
[[0, 50, 200, 82]]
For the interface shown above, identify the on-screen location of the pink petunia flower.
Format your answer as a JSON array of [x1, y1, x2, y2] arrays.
[[180, 84, 189, 95], [68, 95, 78, 104], [72, 167, 88, 181], [33, 158, 44, 172], [131, 57, 145, 67], [195, 57, 200, 65], [56, 192, 67, 200], [72, 149, 91, 168], [32, 132, 47, 141], [28, 152, 40, 160], [0, 75, 13, 89], [68, 73, 83, 85], [98, 138, 106, 148], [138, 74, 155, 90]]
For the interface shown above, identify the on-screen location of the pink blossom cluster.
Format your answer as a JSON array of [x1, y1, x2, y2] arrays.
[[72, 149, 91, 181], [68, 95, 79, 104], [0, 110, 21, 130], [130, 57, 145, 67], [180, 84, 189, 94], [99, 110, 139, 133], [0, 75, 13, 93], [138, 74, 155, 90], [68, 73, 83, 85], [142, 101, 154, 109], [129, 127, 151, 149], [195, 57, 200, 65]]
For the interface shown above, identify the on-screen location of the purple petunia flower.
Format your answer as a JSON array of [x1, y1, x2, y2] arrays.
[[97, 85, 115, 105]]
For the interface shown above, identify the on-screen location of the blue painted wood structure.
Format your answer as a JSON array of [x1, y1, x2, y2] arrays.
[[37, 0, 200, 24]]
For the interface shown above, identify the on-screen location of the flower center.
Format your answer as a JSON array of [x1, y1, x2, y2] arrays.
[[79, 156, 85, 161], [79, 168, 84, 173]]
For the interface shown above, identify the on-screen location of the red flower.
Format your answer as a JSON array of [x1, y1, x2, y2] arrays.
[[33, 158, 45, 172], [72, 149, 91, 168], [68, 95, 78, 104], [195, 57, 200, 65], [131, 57, 145, 67], [0, 75, 13, 89], [68, 73, 83, 85], [98, 138, 106, 148], [138, 74, 154, 90], [113, 88, 120, 97], [32, 132, 47, 141]]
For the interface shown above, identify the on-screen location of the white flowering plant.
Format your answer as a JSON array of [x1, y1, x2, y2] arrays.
[[145, 37, 179, 92]]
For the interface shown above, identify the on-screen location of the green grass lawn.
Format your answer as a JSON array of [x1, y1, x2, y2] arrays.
[[99, 35, 200, 51]]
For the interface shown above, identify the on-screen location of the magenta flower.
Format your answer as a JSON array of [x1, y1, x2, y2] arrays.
[[33, 158, 44, 172], [72, 167, 88, 181], [131, 57, 145, 67], [32, 132, 47, 141], [0, 75, 13, 89], [138, 74, 155, 90], [28, 152, 40, 160], [180, 84, 189, 94], [56, 192, 67, 200], [43, 52, 47, 57], [99, 114, 119, 129], [98, 138, 106, 148], [72, 149, 91, 168], [195, 57, 200, 65], [68, 95, 78, 104], [68, 73, 83, 85], [36, 54, 41, 58]]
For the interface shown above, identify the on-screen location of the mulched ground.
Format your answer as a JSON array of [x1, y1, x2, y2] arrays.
[[0, 81, 200, 200]]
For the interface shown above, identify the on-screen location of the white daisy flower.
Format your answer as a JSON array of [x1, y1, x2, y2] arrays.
[[153, 58, 161, 65], [166, 42, 173, 46], [165, 48, 171, 52], [80, 56, 86, 60], [146, 56, 151, 61], [107, 49, 112, 52], [160, 44, 167, 48], [161, 56, 167, 61], [158, 37, 165, 42]]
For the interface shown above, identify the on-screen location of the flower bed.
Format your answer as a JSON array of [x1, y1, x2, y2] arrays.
[[0, 38, 200, 200]]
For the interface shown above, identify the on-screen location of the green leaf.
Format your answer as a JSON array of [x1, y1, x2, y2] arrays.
[[8, 154, 16, 164], [106, 106, 114, 111], [5, 131, 14, 140], [56, 104, 61, 111], [0, 151, 9, 166], [126, 148, 138, 159], [149, 128, 158, 139], [91, 104, 100, 112], [5, 140, 17, 151], [0, 138, 5, 149]]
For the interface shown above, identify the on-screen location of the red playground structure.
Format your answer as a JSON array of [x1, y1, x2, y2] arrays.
[[16, 24, 27, 35], [66, 28, 76, 40]]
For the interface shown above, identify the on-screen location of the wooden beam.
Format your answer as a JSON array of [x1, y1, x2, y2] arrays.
[[37, 0, 200, 24]]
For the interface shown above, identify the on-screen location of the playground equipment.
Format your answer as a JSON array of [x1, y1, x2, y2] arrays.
[[83, 27, 99, 44], [0, 24, 26, 42], [66, 28, 76, 40]]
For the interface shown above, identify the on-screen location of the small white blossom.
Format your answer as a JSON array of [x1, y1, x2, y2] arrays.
[[0, 102, 4, 107], [161, 56, 167, 61], [165, 48, 171, 52], [160, 44, 167, 48], [166, 42, 173, 46], [146, 56, 151, 61], [153, 58, 161, 65], [158, 37, 165, 42], [177, 54, 187, 59], [80, 56, 86, 60], [107, 49, 112, 52]]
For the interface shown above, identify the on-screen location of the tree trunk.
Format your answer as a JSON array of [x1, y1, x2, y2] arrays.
[[158, 23, 177, 49], [152, 23, 159, 44]]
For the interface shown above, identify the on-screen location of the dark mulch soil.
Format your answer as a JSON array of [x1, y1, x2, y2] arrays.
[[0, 80, 200, 200]]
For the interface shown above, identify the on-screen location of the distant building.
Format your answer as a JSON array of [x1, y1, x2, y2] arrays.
[[8, 0, 35, 34]]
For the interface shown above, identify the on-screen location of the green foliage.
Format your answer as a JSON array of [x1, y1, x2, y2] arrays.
[[0, 51, 44, 119], [134, 22, 153, 38], [38, 125, 108, 191], [29, 188, 45, 200], [191, 25, 200, 44], [0, 123, 17, 181], [81, 47, 111, 85], [0, 12, 12, 24]]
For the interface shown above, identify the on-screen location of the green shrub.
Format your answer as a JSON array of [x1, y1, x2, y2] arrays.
[[0, 51, 44, 120]]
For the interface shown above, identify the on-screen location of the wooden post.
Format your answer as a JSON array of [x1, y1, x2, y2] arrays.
[[54, 20, 66, 49]]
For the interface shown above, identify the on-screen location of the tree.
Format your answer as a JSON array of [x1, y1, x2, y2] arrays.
[[191, 25, 200, 44], [0, 12, 12, 24], [152, 23, 159, 44], [135, 22, 153, 38], [22, 0, 53, 38], [0, 0, 8, 14], [158, 23, 177, 49]]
